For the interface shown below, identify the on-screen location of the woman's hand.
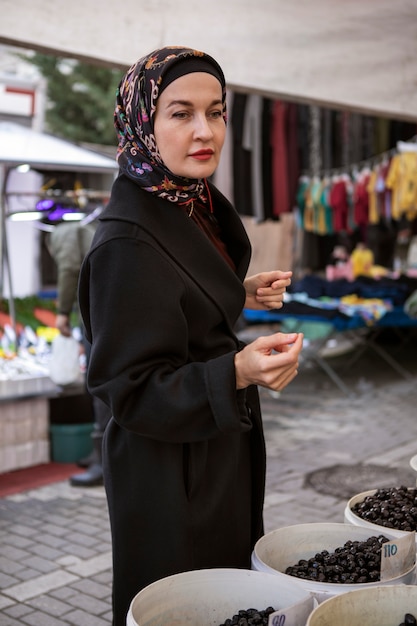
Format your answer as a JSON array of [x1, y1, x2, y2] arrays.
[[234, 332, 303, 391], [243, 270, 292, 310]]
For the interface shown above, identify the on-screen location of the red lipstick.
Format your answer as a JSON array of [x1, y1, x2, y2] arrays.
[[190, 149, 214, 161]]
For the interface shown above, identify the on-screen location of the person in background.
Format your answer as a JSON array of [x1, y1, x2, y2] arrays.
[[49, 219, 111, 487], [78, 46, 303, 625]]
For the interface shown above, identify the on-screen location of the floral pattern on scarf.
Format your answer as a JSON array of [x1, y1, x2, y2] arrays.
[[114, 46, 226, 205]]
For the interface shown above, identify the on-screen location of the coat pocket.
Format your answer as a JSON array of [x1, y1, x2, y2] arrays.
[[183, 441, 208, 499]]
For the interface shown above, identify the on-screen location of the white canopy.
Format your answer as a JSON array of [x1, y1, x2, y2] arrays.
[[0, 122, 117, 306], [1, 0, 417, 122], [0, 121, 118, 173]]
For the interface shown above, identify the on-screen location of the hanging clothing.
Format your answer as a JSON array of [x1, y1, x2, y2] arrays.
[[286, 103, 300, 212], [385, 152, 417, 220], [376, 161, 392, 221], [262, 98, 274, 219], [367, 169, 379, 225], [242, 94, 265, 221], [296, 177, 309, 230], [329, 178, 349, 232], [312, 179, 327, 235], [212, 90, 234, 203], [320, 180, 334, 234], [271, 100, 290, 217], [231, 93, 253, 216], [353, 171, 371, 227]]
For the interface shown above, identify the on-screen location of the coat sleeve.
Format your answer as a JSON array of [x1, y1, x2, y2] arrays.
[[79, 235, 252, 444]]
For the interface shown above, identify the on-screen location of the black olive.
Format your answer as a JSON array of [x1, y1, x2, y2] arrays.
[[217, 606, 278, 626], [351, 487, 417, 532], [285, 535, 389, 584]]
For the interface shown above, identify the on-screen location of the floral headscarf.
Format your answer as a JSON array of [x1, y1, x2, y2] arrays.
[[114, 46, 226, 205]]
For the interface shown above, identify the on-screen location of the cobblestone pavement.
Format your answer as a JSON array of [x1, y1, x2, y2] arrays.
[[1, 330, 417, 624]]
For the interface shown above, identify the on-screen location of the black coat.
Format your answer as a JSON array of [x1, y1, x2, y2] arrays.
[[78, 174, 266, 625]]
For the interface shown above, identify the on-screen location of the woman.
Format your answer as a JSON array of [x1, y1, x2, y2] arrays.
[[78, 45, 303, 625]]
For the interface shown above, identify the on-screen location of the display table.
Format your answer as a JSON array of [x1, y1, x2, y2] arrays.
[[0, 375, 57, 474], [0, 356, 93, 474]]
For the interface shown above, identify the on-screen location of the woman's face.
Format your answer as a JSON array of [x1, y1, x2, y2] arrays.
[[154, 72, 226, 179]]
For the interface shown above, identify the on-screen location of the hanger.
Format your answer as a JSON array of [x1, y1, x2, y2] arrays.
[[397, 140, 417, 153]]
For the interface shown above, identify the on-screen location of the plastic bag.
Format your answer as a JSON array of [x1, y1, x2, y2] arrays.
[[49, 334, 81, 385]]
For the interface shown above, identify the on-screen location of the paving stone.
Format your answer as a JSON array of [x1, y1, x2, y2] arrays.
[[70, 578, 112, 599], [0, 595, 15, 611], [59, 543, 97, 559], [0, 615, 24, 626], [102, 609, 114, 624], [49, 586, 80, 601], [35, 534, 68, 550], [59, 608, 110, 626], [3, 535, 35, 549], [20, 609, 69, 626], [1, 545, 33, 562], [27, 594, 73, 618], [8, 524, 39, 538], [39, 523, 69, 538], [3, 570, 79, 602], [0, 572, 19, 588], [0, 557, 25, 575], [65, 552, 112, 577], [27, 543, 66, 561], [20, 555, 60, 575], [94, 570, 113, 586], [11, 567, 45, 582], [64, 531, 101, 548], [3, 602, 33, 618], [69, 520, 102, 536], [65, 590, 110, 614]]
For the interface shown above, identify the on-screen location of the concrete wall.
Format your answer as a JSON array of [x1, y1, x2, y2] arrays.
[[1, 0, 417, 121]]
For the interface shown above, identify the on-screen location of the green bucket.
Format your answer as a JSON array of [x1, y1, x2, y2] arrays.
[[50, 423, 94, 463]]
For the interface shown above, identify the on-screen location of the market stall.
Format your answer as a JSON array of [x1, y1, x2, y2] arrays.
[[0, 120, 118, 473]]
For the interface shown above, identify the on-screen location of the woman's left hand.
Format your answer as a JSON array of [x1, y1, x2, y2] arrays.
[[243, 270, 292, 310]]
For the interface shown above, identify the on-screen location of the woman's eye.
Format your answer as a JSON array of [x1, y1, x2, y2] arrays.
[[209, 110, 223, 119], [172, 111, 189, 119]]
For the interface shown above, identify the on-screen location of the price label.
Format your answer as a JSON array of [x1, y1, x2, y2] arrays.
[[380, 532, 415, 581], [267, 594, 314, 626]]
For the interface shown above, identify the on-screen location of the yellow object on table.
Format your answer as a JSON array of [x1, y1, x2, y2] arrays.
[[350, 244, 374, 277]]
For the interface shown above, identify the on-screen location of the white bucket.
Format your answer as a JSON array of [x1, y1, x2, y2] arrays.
[[344, 488, 417, 544], [251, 523, 415, 603], [410, 454, 417, 479], [126, 568, 315, 626], [306, 584, 417, 626]]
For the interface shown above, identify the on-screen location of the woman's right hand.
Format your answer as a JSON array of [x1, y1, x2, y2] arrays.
[[234, 332, 303, 392]]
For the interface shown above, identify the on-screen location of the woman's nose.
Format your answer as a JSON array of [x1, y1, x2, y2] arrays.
[[193, 114, 213, 139]]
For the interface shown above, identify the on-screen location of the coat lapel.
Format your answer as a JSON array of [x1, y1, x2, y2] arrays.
[[101, 175, 251, 332]]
